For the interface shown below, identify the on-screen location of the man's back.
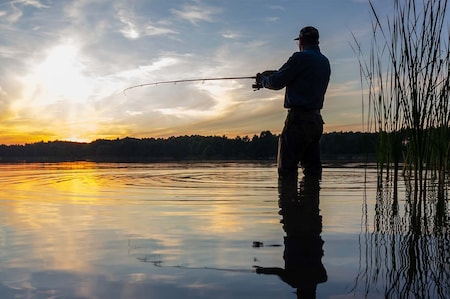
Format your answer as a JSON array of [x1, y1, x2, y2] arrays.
[[284, 46, 330, 110]]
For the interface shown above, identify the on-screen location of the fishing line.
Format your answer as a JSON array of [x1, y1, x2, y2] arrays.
[[137, 256, 257, 273], [123, 76, 257, 95]]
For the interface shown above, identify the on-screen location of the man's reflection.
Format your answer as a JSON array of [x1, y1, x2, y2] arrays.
[[256, 175, 327, 298]]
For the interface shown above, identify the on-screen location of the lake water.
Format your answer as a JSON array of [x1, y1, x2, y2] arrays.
[[0, 162, 448, 299]]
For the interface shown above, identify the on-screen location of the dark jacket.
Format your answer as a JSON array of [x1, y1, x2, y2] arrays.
[[260, 45, 331, 110]]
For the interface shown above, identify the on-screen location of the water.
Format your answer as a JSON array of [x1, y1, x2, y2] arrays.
[[0, 162, 448, 299]]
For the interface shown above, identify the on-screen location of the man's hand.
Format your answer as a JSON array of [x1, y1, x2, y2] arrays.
[[256, 70, 276, 82], [254, 73, 264, 90], [254, 70, 277, 90]]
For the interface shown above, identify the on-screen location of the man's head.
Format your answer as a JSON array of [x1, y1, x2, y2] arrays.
[[295, 26, 319, 46]]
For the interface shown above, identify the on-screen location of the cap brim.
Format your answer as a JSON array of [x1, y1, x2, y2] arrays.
[[294, 37, 300, 40]]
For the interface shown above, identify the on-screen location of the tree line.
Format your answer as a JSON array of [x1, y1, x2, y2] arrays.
[[0, 131, 377, 162]]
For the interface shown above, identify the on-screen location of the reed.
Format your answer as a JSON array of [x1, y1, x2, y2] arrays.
[[351, 3, 449, 295], [353, 177, 449, 297], [352, 0, 449, 198]]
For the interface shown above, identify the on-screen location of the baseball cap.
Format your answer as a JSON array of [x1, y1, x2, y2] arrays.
[[294, 26, 319, 42]]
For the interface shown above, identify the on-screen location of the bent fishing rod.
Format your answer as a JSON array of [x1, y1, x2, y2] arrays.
[[123, 76, 261, 95]]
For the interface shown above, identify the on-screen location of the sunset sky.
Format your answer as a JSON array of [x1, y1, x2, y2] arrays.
[[0, 0, 397, 144]]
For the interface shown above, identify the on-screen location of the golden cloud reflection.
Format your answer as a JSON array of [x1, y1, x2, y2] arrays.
[[0, 162, 397, 298], [0, 162, 282, 278], [0, 163, 135, 275]]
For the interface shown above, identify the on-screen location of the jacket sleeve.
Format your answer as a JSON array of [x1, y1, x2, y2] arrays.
[[261, 53, 300, 90]]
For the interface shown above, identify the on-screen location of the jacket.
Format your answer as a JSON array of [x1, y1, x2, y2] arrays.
[[260, 45, 331, 110]]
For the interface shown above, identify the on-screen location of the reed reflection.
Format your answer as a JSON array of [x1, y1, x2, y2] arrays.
[[354, 176, 449, 298], [256, 175, 327, 298]]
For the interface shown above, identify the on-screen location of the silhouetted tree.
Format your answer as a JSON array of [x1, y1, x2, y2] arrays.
[[0, 131, 385, 163]]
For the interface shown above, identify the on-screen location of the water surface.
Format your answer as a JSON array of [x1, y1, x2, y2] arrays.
[[0, 162, 447, 298]]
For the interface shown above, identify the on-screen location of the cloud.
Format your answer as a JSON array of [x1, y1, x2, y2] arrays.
[[221, 32, 241, 39], [115, 6, 178, 40], [0, 3, 22, 23], [144, 24, 178, 36], [265, 16, 279, 22], [0, 85, 12, 121], [117, 12, 140, 39], [12, 0, 49, 9], [268, 5, 285, 11], [0, 0, 50, 23], [170, 3, 221, 25]]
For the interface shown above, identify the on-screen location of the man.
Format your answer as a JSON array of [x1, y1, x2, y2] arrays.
[[256, 26, 331, 178]]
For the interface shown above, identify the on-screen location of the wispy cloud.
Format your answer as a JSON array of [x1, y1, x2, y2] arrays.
[[12, 0, 49, 8], [144, 23, 178, 36], [170, 3, 221, 25], [0, 0, 50, 23], [265, 16, 279, 22], [115, 6, 178, 40], [268, 5, 285, 11], [221, 32, 241, 39], [0, 3, 22, 23]]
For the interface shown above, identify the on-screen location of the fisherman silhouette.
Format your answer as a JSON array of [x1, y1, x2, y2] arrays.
[[255, 174, 327, 298]]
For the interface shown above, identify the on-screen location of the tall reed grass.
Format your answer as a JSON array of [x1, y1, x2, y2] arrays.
[[352, 0, 449, 199], [351, 3, 448, 294]]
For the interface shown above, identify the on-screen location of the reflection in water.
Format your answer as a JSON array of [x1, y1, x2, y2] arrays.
[[256, 175, 327, 298], [4, 162, 446, 297], [0, 162, 286, 299], [354, 176, 449, 298]]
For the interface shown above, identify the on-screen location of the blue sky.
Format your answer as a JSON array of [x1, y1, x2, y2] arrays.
[[0, 0, 396, 144]]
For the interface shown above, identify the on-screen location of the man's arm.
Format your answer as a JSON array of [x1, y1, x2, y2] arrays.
[[256, 54, 300, 90]]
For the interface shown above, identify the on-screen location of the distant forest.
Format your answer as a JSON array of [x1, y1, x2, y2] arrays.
[[0, 131, 377, 163]]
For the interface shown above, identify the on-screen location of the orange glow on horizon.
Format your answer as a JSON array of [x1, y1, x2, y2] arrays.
[[0, 123, 369, 146]]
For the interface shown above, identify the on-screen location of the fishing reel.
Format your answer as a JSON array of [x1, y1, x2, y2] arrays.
[[253, 72, 263, 90], [252, 70, 276, 91], [252, 81, 263, 90]]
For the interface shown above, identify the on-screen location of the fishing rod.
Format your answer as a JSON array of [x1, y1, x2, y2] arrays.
[[123, 76, 260, 95]]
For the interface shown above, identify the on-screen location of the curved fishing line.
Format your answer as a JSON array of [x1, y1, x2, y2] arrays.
[[123, 76, 256, 95]]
